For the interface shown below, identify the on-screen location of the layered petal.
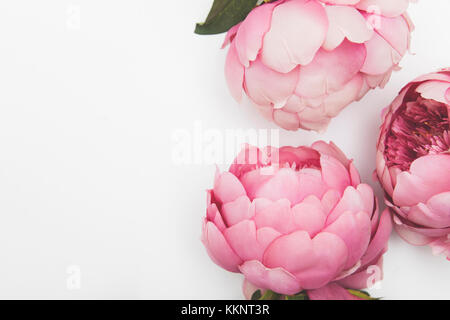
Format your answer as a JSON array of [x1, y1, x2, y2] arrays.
[[202, 221, 242, 272], [239, 260, 303, 295], [261, 0, 328, 73], [296, 41, 366, 98], [223, 0, 411, 131], [323, 5, 373, 51], [357, 0, 410, 18], [235, 1, 279, 67]]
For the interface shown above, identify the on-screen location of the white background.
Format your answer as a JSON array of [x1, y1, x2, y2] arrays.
[[0, 0, 448, 299]]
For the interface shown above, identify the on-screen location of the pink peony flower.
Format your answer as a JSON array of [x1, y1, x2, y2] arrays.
[[376, 68, 450, 259], [223, 0, 413, 131], [202, 142, 392, 299]]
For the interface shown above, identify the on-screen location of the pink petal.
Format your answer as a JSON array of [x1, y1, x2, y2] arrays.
[[394, 219, 435, 246], [327, 186, 366, 225], [323, 73, 364, 117], [320, 155, 351, 195], [405, 193, 450, 229], [297, 168, 328, 202], [239, 260, 302, 295], [360, 209, 392, 267], [357, 0, 410, 18], [323, 5, 373, 51], [254, 198, 295, 234], [338, 255, 383, 289], [296, 41, 366, 98], [321, 189, 342, 215], [252, 168, 302, 205], [245, 58, 298, 108], [214, 171, 247, 204], [297, 107, 332, 132], [262, 230, 315, 274], [229, 144, 269, 178], [207, 203, 226, 231], [295, 232, 349, 289], [349, 161, 361, 186], [361, 32, 397, 75], [261, 0, 328, 73], [235, 1, 279, 66], [224, 220, 281, 261], [292, 198, 327, 237], [273, 109, 300, 131], [393, 212, 450, 238], [221, 195, 254, 227], [416, 80, 450, 104], [202, 220, 242, 272], [283, 95, 307, 113], [278, 146, 321, 166], [356, 184, 375, 215], [311, 141, 350, 168], [376, 149, 394, 197], [221, 23, 241, 49], [393, 155, 450, 207], [426, 192, 450, 228], [239, 169, 274, 200], [324, 211, 372, 269], [369, 14, 410, 56]]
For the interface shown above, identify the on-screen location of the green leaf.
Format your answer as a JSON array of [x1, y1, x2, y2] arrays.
[[258, 290, 281, 300], [195, 0, 259, 35], [251, 290, 262, 300], [347, 289, 381, 300], [284, 292, 309, 300]]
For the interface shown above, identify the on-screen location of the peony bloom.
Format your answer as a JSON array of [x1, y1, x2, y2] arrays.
[[376, 69, 450, 259], [202, 142, 392, 299], [223, 0, 413, 131]]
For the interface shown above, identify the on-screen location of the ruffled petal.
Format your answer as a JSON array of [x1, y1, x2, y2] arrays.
[[323, 5, 373, 51], [261, 0, 328, 73]]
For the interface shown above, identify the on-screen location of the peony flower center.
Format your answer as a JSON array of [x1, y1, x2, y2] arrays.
[[385, 96, 450, 171]]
